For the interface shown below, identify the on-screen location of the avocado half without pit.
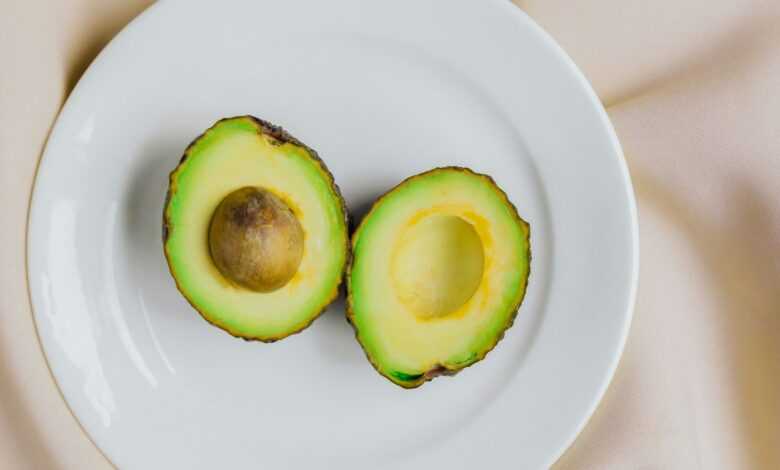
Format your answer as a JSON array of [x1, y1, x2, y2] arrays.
[[347, 167, 531, 388], [163, 116, 349, 341]]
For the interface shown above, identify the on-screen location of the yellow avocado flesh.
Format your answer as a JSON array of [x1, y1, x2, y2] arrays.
[[164, 117, 348, 341], [348, 168, 530, 387]]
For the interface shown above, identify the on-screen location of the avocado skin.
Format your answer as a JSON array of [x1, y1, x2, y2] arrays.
[[345, 167, 531, 388], [163, 116, 350, 342]]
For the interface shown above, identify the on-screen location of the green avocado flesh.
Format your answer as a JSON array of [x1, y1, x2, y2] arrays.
[[347, 167, 530, 388], [164, 116, 348, 341]]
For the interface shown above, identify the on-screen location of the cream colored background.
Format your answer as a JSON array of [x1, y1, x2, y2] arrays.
[[1, 1, 778, 468]]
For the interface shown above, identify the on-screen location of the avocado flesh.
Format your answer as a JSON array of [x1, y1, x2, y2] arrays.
[[347, 167, 530, 387], [164, 116, 348, 341]]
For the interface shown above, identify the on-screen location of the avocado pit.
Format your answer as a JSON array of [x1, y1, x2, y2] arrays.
[[209, 186, 304, 292]]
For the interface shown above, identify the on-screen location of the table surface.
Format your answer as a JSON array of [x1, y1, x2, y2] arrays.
[[1, 1, 778, 468]]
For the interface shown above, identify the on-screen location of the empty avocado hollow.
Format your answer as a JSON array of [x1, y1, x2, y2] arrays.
[[391, 214, 485, 319], [347, 167, 531, 388], [163, 116, 349, 342]]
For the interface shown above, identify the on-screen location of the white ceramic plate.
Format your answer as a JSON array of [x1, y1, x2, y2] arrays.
[[27, 0, 638, 468]]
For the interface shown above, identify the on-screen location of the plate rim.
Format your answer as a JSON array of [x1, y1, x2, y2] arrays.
[[494, 1, 639, 465], [25, 3, 162, 468]]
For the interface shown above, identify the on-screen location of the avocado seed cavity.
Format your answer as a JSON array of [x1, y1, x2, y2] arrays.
[[391, 214, 485, 319]]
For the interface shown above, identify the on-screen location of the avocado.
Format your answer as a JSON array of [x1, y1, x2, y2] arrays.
[[347, 167, 530, 388], [163, 116, 349, 341]]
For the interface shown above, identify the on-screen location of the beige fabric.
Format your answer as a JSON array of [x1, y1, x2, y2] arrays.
[[1, 1, 777, 468]]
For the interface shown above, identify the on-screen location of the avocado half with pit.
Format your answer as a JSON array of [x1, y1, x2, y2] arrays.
[[163, 116, 349, 341], [347, 167, 530, 388]]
